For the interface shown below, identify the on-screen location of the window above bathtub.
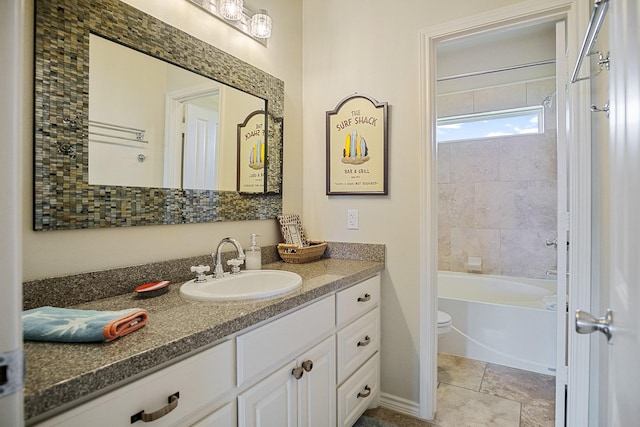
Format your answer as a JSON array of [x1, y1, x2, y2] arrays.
[[436, 105, 544, 143]]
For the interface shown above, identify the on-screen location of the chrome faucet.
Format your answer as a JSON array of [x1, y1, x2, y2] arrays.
[[213, 237, 245, 279]]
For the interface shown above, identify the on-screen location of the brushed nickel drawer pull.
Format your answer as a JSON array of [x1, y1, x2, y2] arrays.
[[357, 293, 371, 302], [292, 366, 304, 380], [357, 336, 371, 347], [357, 385, 371, 398], [302, 360, 314, 372], [131, 392, 179, 423]]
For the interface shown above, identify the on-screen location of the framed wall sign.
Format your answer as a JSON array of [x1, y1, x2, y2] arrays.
[[326, 93, 388, 195], [237, 110, 267, 193]]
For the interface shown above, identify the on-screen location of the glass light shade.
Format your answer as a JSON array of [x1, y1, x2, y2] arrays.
[[219, 0, 243, 21], [250, 9, 272, 39]]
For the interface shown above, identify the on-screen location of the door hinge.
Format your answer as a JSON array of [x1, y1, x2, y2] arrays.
[[555, 365, 569, 385], [0, 349, 25, 398]]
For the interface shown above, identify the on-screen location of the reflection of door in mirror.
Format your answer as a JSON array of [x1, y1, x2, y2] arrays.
[[88, 33, 266, 191], [182, 101, 219, 190], [163, 84, 221, 190]]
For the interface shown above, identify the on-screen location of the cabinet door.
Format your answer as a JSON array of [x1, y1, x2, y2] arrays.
[[192, 402, 236, 427], [297, 336, 336, 427], [238, 361, 298, 427]]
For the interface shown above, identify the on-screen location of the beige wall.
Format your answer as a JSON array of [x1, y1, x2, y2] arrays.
[[301, 0, 531, 404], [22, 0, 303, 280]]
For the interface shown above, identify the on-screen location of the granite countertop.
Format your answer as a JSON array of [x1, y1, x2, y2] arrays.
[[24, 257, 384, 422]]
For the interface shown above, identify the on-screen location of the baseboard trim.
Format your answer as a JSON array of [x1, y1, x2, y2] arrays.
[[378, 392, 421, 418]]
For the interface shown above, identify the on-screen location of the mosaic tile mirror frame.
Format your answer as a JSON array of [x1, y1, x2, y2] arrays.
[[34, 0, 284, 231]]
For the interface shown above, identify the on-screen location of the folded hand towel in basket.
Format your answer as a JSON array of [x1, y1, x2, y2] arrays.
[[23, 306, 148, 342]]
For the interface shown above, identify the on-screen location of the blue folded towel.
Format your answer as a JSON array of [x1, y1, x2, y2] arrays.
[[23, 306, 148, 343]]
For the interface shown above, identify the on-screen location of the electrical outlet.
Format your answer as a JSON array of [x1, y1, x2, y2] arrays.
[[347, 209, 359, 230]]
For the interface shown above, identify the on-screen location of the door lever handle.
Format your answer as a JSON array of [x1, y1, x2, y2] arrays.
[[575, 309, 613, 342]]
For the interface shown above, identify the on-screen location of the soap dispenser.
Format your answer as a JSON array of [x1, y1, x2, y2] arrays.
[[245, 233, 262, 270]]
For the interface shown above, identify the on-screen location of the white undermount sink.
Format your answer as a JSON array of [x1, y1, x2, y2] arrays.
[[179, 270, 303, 302]]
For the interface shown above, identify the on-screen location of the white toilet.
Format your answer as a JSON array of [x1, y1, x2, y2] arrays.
[[437, 310, 452, 335]]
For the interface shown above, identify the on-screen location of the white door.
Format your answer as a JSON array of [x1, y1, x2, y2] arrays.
[[297, 337, 336, 427], [553, 19, 569, 427], [0, 0, 25, 424], [237, 361, 298, 427], [182, 103, 219, 190], [579, 0, 640, 425]]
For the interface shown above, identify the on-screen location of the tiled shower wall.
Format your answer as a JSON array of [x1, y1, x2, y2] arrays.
[[437, 78, 557, 279]]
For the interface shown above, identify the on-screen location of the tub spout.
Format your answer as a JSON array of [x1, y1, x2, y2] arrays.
[[546, 269, 557, 276]]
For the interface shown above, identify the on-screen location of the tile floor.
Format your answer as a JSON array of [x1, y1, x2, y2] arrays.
[[363, 353, 556, 427]]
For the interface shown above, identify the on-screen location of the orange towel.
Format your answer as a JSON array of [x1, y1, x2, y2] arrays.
[[103, 309, 149, 341]]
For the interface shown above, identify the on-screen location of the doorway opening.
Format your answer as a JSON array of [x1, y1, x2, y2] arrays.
[[418, 2, 592, 425], [434, 20, 562, 426]]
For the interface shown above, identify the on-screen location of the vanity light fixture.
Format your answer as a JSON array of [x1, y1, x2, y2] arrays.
[[187, 0, 271, 46], [219, 0, 243, 21], [250, 9, 272, 39]]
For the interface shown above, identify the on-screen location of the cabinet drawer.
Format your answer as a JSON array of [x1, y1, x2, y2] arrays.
[[337, 307, 380, 384], [237, 296, 335, 387], [337, 353, 379, 427], [336, 275, 380, 326], [37, 340, 234, 427]]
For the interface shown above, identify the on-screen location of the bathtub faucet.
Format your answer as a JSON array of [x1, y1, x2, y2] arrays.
[[546, 269, 557, 276]]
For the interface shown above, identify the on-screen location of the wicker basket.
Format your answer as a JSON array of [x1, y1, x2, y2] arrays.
[[277, 241, 327, 264]]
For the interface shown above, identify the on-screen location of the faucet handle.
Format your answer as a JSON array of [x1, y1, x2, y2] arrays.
[[190, 265, 210, 283], [191, 265, 210, 274], [227, 258, 244, 275]]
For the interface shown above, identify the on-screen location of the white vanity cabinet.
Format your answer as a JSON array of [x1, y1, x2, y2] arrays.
[[238, 336, 336, 427], [35, 340, 235, 427], [336, 275, 381, 427], [191, 402, 237, 427], [236, 296, 336, 427], [234, 275, 380, 427], [33, 273, 382, 427]]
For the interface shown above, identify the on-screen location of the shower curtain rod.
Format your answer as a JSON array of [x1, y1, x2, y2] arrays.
[[437, 59, 556, 82]]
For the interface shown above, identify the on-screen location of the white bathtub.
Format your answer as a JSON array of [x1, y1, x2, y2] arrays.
[[437, 271, 557, 375]]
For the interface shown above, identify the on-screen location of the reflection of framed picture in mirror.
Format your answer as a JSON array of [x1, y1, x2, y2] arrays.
[[277, 214, 308, 247], [237, 110, 267, 193]]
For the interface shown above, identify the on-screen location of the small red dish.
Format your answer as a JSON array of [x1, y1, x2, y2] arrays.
[[135, 280, 171, 298]]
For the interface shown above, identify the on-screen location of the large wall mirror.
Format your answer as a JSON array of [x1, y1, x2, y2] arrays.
[[34, 0, 284, 231]]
